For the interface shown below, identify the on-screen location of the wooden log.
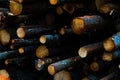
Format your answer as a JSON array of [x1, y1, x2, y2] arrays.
[[18, 46, 38, 55], [10, 38, 40, 49], [39, 34, 60, 44], [10, 0, 52, 15], [13, 0, 43, 4], [35, 56, 69, 71], [16, 25, 57, 38], [81, 75, 99, 80], [71, 15, 107, 35], [78, 42, 103, 58], [0, 50, 19, 60], [56, 6, 63, 15], [100, 70, 120, 80], [53, 70, 72, 80], [0, 69, 10, 80], [5, 56, 32, 65], [36, 45, 78, 58], [90, 60, 110, 72], [0, 29, 10, 45], [102, 50, 120, 61], [49, 0, 81, 5], [48, 56, 81, 75], [103, 32, 120, 52]]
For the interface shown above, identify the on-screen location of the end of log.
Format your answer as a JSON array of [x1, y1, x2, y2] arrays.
[[5, 60, 9, 65], [78, 47, 88, 58], [81, 77, 90, 80], [0, 69, 10, 80], [100, 4, 111, 14], [16, 27, 25, 39], [48, 65, 55, 75], [49, 0, 58, 5], [10, 44, 14, 49], [72, 18, 84, 35], [36, 45, 49, 58], [56, 6, 63, 15], [39, 35, 46, 44], [54, 70, 72, 80], [90, 62, 99, 72], [0, 29, 10, 45], [59, 27, 65, 35], [10, 0, 22, 15], [102, 52, 113, 61], [103, 38, 115, 52], [35, 59, 45, 71], [18, 47, 24, 54]]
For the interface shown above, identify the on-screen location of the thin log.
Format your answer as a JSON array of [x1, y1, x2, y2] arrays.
[[48, 56, 81, 75], [53, 70, 72, 80], [18, 46, 38, 55], [10, 38, 40, 49], [103, 32, 120, 52], [0, 50, 19, 60], [78, 42, 103, 58], [16, 25, 57, 38], [10, 0, 52, 15], [102, 50, 120, 61], [71, 15, 107, 35], [49, 0, 81, 5], [35, 56, 69, 71]]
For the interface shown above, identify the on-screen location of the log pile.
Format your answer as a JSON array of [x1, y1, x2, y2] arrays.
[[0, 0, 119, 80]]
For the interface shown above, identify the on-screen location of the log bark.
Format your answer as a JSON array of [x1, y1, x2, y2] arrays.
[[78, 42, 104, 58], [48, 56, 81, 75], [103, 32, 120, 52]]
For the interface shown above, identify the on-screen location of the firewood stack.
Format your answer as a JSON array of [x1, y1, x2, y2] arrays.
[[0, 0, 120, 80]]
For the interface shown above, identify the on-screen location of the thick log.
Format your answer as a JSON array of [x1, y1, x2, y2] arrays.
[[53, 70, 72, 80], [0, 29, 10, 45], [48, 56, 81, 75], [103, 32, 120, 52], [10, 0, 52, 15], [100, 70, 120, 80], [36, 45, 78, 58], [78, 42, 103, 58], [10, 38, 40, 49], [71, 15, 109, 35], [0, 69, 10, 80], [16, 25, 57, 38], [18, 46, 38, 55], [35, 56, 69, 71], [49, 0, 81, 5], [102, 50, 120, 61], [0, 50, 19, 60]]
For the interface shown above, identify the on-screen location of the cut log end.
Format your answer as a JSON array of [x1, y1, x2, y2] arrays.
[[14, 0, 23, 3], [54, 70, 72, 80], [103, 38, 115, 52], [81, 77, 90, 80], [90, 62, 99, 72], [17, 27, 25, 39], [118, 64, 120, 69], [102, 52, 113, 61], [49, 0, 58, 5], [59, 28, 65, 35], [11, 39, 15, 44], [63, 3, 75, 14], [10, 0, 22, 15], [0, 69, 10, 80], [48, 65, 55, 75], [78, 47, 88, 58], [10, 45, 14, 49], [19, 47, 24, 54], [36, 45, 49, 58], [100, 4, 112, 14], [39, 35, 46, 44], [35, 59, 45, 71], [5, 60, 9, 65], [56, 6, 63, 15], [72, 18, 84, 35], [0, 29, 10, 45]]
